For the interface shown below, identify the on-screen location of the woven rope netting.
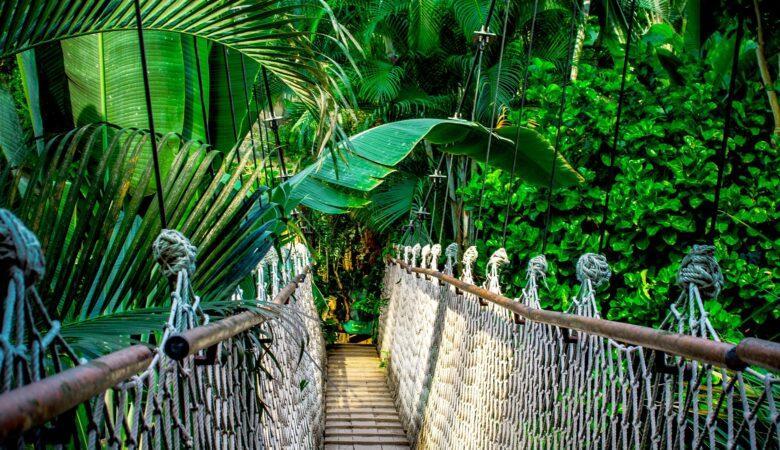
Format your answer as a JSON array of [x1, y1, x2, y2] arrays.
[[379, 244, 780, 449], [0, 210, 324, 449]]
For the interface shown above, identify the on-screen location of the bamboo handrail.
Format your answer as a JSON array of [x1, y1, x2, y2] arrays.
[[163, 267, 311, 360], [0, 265, 311, 441], [391, 258, 780, 373]]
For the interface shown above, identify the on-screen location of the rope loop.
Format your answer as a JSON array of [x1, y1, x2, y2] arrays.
[[527, 254, 548, 280], [444, 243, 459, 275], [461, 246, 478, 284], [677, 245, 723, 298], [485, 248, 509, 294], [411, 243, 421, 267], [576, 253, 611, 288], [0, 209, 45, 284], [430, 244, 442, 271], [421, 245, 431, 269], [153, 229, 197, 280]]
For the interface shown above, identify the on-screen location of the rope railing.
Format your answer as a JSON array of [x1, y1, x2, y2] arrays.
[[0, 210, 324, 449], [381, 244, 780, 449], [390, 258, 780, 372]]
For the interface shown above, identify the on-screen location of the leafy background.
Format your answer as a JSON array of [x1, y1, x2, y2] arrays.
[[296, 1, 779, 343]]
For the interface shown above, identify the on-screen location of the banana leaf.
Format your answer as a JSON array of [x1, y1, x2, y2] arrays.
[[0, 0, 348, 116], [288, 118, 583, 213], [0, 87, 26, 166]]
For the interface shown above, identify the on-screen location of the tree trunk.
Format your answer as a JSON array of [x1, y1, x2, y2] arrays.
[[753, 0, 780, 136], [569, 0, 591, 81]]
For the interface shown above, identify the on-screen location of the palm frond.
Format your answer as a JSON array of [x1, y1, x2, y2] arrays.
[[358, 60, 405, 104], [0, 124, 279, 321], [357, 174, 421, 232]]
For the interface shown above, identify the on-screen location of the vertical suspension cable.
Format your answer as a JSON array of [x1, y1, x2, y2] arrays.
[[597, 0, 637, 253], [261, 67, 289, 178], [540, 3, 579, 254], [192, 36, 216, 179], [253, 87, 275, 188], [429, 179, 438, 243], [438, 156, 452, 244], [453, 0, 499, 118], [501, 0, 540, 246], [470, 48, 486, 121], [239, 55, 261, 190], [708, 15, 744, 242], [223, 47, 241, 166], [420, 156, 446, 210], [133, 0, 167, 229], [192, 37, 212, 146], [473, 0, 512, 244]]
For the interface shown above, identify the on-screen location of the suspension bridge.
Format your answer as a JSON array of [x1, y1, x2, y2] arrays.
[[1, 210, 779, 449], [0, 0, 778, 448]]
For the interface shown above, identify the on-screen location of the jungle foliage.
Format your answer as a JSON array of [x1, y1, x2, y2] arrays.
[[306, 0, 779, 341], [462, 33, 778, 341]]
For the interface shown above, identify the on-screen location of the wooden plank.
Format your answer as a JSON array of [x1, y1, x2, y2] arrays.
[[325, 344, 409, 449]]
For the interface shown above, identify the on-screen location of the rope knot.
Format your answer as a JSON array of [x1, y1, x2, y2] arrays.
[[445, 243, 459, 260], [421, 245, 431, 269], [677, 245, 723, 298], [411, 243, 421, 267], [444, 243, 459, 275], [462, 246, 478, 266], [153, 229, 197, 280], [461, 246, 478, 284], [430, 244, 442, 271], [527, 255, 548, 279], [486, 248, 509, 274], [485, 248, 509, 294], [576, 253, 611, 288], [0, 209, 45, 284]]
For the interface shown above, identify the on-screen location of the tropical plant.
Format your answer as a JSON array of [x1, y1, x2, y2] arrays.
[[460, 21, 778, 341], [0, 0, 351, 115], [0, 123, 286, 351], [0, 0, 361, 356], [288, 118, 582, 230]]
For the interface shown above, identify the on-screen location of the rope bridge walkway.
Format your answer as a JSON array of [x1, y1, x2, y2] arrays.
[[1, 208, 780, 449], [324, 344, 409, 448]]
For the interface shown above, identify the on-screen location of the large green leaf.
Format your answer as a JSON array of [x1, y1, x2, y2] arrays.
[[62, 32, 185, 133], [356, 174, 421, 232], [32, 43, 73, 133], [59, 32, 210, 187], [289, 118, 582, 213], [16, 50, 44, 154], [0, 0, 350, 117], [362, 119, 582, 185], [208, 45, 261, 153], [0, 87, 26, 166]]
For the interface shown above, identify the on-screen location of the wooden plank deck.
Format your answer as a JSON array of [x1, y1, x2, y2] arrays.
[[324, 344, 410, 450]]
